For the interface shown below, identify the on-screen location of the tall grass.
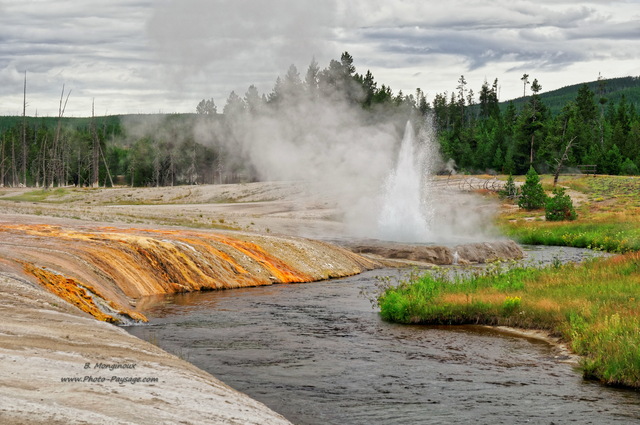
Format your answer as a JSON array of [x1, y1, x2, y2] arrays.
[[503, 221, 640, 253], [377, 252, 640, 388]]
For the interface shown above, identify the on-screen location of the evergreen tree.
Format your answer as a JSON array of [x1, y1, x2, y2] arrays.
[[545, 187, 577, 221], [518, 167, 547, 210], [604, 144, 623, 174], [304, 57, 320, 98], [515, 81, 548, 172], [223, 91, 245, 116], [498, 174, 519, 200], [283, 64, 304, 99], [244, 85, 264, 115], [621, 158, 639, 175], [196, 98, 217, 115]]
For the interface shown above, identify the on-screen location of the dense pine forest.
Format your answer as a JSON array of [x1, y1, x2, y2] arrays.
[[1, 52, 639, 187]]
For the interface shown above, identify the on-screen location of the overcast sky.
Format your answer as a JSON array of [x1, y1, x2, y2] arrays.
[[1, 0, 639, 116]]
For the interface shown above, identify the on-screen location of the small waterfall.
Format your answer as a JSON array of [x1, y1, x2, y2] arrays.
[[377, 120, 436, 243]]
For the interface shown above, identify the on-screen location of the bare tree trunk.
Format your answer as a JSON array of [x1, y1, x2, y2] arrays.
[[49, 85, 71, 189], [40, 134, 48, 188], [99, 143, 114, 187], [11, 136, 17, 187], [153, 152, 160, 187], [553, 137, 577, 186], [530, 134, 535, 166], [0, 135, 5, 187], [91, 99, 99, 187], [22, 71, 27, 187], [190, 147, 197, 184], [170, 153, 175, 186]]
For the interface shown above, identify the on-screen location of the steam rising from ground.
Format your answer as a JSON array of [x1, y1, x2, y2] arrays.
[[120, 92, 497, 243], [211, 95, 404, 237], [194, 96, 496, 243], [118, 77, 496, 243]]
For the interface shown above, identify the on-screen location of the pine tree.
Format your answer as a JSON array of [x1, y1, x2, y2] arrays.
[[518, 167, 547, 210], [499, 174, 519, 200], [545, 187, 577, 221]]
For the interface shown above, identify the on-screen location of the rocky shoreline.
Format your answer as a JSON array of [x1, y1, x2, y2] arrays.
[[0, 273, 293, 424]]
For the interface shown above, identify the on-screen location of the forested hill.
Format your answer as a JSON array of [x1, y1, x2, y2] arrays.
[[502, 76, 640, 115]]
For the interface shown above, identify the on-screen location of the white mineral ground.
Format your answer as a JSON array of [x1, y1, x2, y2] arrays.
[[0, 178, 549, 424]]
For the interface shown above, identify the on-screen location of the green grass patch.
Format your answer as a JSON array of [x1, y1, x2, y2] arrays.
[[502, 220, 640, 253], [2, 188, 72, 203], [376, 253, 640, 388], [566, 176, 640, 201], [498, 175, 640, 253]]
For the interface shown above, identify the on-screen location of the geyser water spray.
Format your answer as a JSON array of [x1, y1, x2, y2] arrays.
[[377, 120, 437, 243]]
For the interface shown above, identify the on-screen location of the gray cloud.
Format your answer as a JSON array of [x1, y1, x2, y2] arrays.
[[147, 3, 335, 68], [341, 1, 638, 96], [0, 0, 638, 115], [0, 0, 156, 115]]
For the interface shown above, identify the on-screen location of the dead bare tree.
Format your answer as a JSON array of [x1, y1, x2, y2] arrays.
[[38, 134, 48, 188], [48, 85, 71, 189], [98, 115, 114, 187], [91, 99, 99, 187], [99, 143, 114, 187], [0, 135, 5, 187], [553, 136, 577, 186], [11, 136, 17, 187], [22, 71, 27, 187]]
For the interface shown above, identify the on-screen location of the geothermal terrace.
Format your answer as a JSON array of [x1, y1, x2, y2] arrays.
[[0, 179, 522, 424]]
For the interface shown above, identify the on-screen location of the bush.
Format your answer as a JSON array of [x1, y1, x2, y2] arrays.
[[545, 187, 578, 221], [518, 167, 547, 210]]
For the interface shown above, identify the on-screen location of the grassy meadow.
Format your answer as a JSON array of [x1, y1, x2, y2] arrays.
[[501, 174, 640, 252], [378, 174, 640, 388]]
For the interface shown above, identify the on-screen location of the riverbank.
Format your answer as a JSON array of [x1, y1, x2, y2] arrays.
[[377, 238, 640, 388], [0, 273, 293, 424]]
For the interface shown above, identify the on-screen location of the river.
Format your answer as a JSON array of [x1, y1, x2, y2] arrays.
[[124, 246, 640, 424]]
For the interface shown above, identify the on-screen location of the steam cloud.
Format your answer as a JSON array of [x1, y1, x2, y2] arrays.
[[190, 93, 497, 243], [136, 0, 499, 243], [193, 92, 407, 239]]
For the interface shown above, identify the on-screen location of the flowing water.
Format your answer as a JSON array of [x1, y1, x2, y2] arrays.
[[124, 247, 639, 425]]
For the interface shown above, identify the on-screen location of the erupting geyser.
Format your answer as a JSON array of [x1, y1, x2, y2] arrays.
[[377, 120, 437, 243]]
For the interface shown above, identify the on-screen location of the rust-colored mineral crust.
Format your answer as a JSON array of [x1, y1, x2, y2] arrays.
[[0, 224, 380, 322]]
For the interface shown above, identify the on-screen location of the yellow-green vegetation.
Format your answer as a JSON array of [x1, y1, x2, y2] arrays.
[[1, 187, 72, 203], [377, 252, 640, 388], [501, 175, 640, 252]]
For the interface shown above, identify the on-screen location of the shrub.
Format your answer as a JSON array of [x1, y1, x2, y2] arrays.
[[545, 187, 578, 221], [518, 167, 547, 210]]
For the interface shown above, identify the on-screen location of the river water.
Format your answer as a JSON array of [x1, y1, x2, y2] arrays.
[[124, 246, 639, 424]]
